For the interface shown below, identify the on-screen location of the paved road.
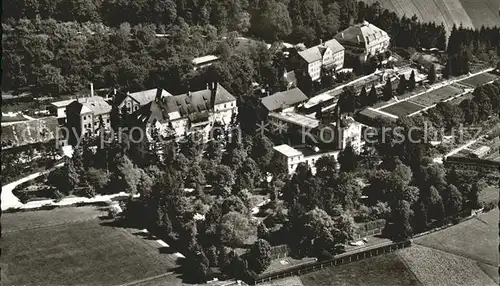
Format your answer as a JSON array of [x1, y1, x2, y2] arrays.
[[1, 162, 142, 211], [1, 163, 64, 210]]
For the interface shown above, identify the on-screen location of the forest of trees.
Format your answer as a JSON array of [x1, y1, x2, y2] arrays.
[[4, 0, 481, 99]]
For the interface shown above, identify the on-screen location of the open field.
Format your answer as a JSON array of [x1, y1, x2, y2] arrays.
[[300, 253, 421, 286], [408, 85, 463, 106], [361, 0, 475, 34], [414, 208, 499, 267], [458, 0, 500, 30], [381, 101, 423, 117], [459, 72, 498, 87], [398, 245, 497, 286], [361, 0, 499, 34], [1, 206, 181, 286]]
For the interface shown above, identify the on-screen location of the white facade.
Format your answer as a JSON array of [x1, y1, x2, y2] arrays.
[[335, 21, 390, 62], [273, 144, 340, 175], [307, 61, 322, 81]]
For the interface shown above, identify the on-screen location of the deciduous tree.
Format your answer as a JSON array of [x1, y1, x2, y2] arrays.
[[219, 211, 254, 247], [248, 239, 272, 274]]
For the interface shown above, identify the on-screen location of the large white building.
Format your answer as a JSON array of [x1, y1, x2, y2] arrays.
[[335, 21, 390, 62], [65, 96, 112, 139], [135, 83, 237, 141], [297, 39, 345, 81], [268, 110, 363, 153], [273, 144, 340, 175]]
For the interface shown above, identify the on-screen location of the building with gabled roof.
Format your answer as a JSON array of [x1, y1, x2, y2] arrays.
[[273, 144, 341, 175], [117, 88, 172, 114], [134, 82, 237, 141], [296, 38, 345, 81], [260, 88, 308, 112], [335, 21, 390, 62], [64, 96, 112, 144]]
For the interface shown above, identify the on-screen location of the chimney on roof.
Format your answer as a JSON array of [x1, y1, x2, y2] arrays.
[[357, 35, 361, 43], [320, 39, 323, 45], [341, 32, 344, 39], [113, 88, 117, 96], [206, 83, 210, 90], [90, 83, 94, 97]]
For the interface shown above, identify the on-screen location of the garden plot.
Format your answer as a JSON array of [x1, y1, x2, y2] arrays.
[[408, 85, 463, 106], [380, 101, 423, 117], [459, 72, 498, 87]]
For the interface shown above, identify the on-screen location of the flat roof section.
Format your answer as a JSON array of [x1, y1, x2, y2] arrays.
[[273, 144, 303, 157]]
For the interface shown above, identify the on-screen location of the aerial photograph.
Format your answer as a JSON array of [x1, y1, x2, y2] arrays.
[[1, 0, 499, 285]]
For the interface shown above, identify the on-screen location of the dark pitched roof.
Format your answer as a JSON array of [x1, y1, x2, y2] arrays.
[[1, 117, 60, 149], [112, 90, 129, 106], [135, 83, 235, 124], [261, 88, 308, 112]]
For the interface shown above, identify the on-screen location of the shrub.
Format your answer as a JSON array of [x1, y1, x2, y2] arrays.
[[17, 190, 32, 204], [81, 185, 97, 198], [481, 200, 498, 212], [52, 189, 64, 202]]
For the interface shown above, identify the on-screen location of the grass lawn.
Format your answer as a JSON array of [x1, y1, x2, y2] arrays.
[[398, 245, 496, 286], [409, 85, 463, 107], [1, 206, 181, 286], [259, 276, 305, 286], [381, 101, 423, 117], [459, 72, 498, 87], [414, 207, 499, 267], [300, 252, 421, 286], [479, 186, 499, 204]]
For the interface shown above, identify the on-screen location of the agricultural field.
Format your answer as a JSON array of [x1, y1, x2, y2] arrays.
[[414, 208, 499, 270], [300, 253, 421, 286], [380, 101, 423, 117], [397, 245, 497, 286], [1, 206, 182, 286], [361, 0, 474, 34], [459, 72, 499, 87], [458, 0, 500, 30], [361, 0, 499, 34], [408, 85, 463, 106]]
